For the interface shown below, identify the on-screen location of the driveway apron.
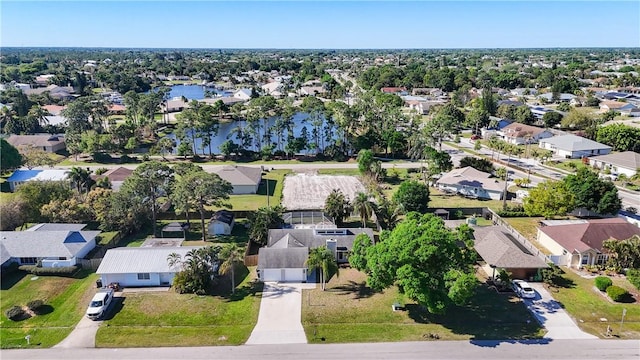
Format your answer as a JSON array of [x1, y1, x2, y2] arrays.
[[524, 283, 598, 340], [54, 315, 101, 348], [246, 282, 311, 345]]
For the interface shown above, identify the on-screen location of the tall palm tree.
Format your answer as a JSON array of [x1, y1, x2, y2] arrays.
[[68, 167, 92, 194], [305, 246, 338, 291], [352, 192, 374, 228], [219, 243, 244, 294]]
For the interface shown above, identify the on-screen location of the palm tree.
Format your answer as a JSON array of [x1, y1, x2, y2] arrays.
[[352, 192, 374, 228], [305, 246, 338, 291], [219, 243, 244, 294], [68, 167, 92, 194]]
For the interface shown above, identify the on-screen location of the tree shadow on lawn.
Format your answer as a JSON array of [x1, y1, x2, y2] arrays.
[[257, 179, 277, 196], [1, 270, 27, 290], [405, 285, 544, 341], [211, 265, 263, 302], [328, 280, 380, 299]]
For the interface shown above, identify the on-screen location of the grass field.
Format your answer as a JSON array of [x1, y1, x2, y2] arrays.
[[0, 270, 98, 349], [302, 268, 544, 343], [95, 267, 263, 347], [210, 169, 290, 211], [549, 269, 640, 339]]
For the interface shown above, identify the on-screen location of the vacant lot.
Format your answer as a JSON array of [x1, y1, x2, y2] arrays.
[[95, 267, 263, 347], [549, 269, 640, 339], [302, 268, 543, 343], [282, 173, 365, 210], [0, 270, 98, 349]]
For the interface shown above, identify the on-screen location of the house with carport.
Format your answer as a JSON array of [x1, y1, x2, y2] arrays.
[[536, 218, 640, 268], [257, 228, 374, 282], [538, 134, 612, 159], [589, 151, 640, 177], [0, 223, 99, 268], [96, 246, 202, 287]]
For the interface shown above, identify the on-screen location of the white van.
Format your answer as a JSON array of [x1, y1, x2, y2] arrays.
[[86, 288, 114, 320]]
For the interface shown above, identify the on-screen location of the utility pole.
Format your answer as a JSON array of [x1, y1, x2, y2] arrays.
[[620, 308, 627, 334]]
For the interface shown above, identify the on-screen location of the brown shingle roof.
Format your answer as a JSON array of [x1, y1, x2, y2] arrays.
[[7, 134, 65, 148], [539, 218, 640, 253], [94, 167, 133, 182], [473, 226, 548, 269], [502, 123, 546, 138]]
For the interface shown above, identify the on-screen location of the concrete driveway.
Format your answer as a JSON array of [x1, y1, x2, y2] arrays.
[[54, 314, 101, 348], [246, 282, 315, 345], [524, 283, 597, 340]]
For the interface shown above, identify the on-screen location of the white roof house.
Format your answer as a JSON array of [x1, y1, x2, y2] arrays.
[[234, 88, 253, 100], [97, 246, 203, 287], [6, 169, 69, 191], [436, 167, 505, 200], [0, 225, 99, 268], [538, 134, 612, 159]]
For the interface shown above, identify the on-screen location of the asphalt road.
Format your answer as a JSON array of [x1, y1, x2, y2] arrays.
[[3, 340, 639, 360]]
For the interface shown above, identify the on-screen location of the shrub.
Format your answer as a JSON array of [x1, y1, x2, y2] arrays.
[[5, 306, 26, 321], [606, 285, 630, 302], [27, 299, 45, 313], [18, 265, 79, 276], [627, 269, 640, 290], [594, 276, 613, 291]]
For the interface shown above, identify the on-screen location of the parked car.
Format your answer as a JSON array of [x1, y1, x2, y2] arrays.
[[470, 134, 481, 140], [512, 279, 536, 299], [86, 288, 114, 320]]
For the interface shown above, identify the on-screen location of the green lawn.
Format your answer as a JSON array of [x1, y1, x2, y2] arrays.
[[302, 268, 543, 343], [549, 269, 640, 339], [210, 169, 290, 211], [95, 267, 263, 347], [0, 270, 98, 349], [428, 189, 505, 212], [546, 159, 586, 173]]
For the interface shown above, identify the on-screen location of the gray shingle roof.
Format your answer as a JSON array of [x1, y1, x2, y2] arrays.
[[26, 223, 87, 232], [211, 166, 262, 186], [0, 230, 99, 258], [266, 228, 374, 250], [436, 167, 505, 192], [539, 134, 611, 152], [7, 134, 65, 148], [590, 151, 640, 171], [473, 226, 548, 269], [97, 246, 203, 274], [258, 247, 309, 269]]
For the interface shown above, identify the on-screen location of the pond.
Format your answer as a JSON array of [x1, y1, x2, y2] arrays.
[[157, 85, 232, 100]]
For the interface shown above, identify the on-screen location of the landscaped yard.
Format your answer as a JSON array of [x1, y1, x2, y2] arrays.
[[302, 268, 543, 343], [211, 169, 290, 211], [0, 270, 98, 349], [95, 267, 263, 347], [548, 269, 640, 339]]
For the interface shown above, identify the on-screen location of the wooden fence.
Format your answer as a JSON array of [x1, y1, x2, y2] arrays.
[[78, 258, 102, 271]]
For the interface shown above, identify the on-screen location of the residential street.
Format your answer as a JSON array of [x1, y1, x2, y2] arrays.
[[3, 340, 639, 360]]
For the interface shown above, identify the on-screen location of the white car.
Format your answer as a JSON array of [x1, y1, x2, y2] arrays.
[[86, 288, 114, 320], [512, 279, 536, 299]]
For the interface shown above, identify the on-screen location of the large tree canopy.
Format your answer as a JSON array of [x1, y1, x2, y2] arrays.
[[392, 180, 430, 214], [0, 138, 22, 172], [352, 213, 477, 314], [523, 180, 575, 219], [563, 168, 621, 215]]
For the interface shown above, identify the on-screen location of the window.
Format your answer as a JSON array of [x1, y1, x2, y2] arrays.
[[137, 273, 150, 280], [581, 254, 590, 265], [19, 257, 37, 264], [596, 254, 608, 265]]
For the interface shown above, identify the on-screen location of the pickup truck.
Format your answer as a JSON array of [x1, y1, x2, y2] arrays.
[[86, 288, 114, 320]]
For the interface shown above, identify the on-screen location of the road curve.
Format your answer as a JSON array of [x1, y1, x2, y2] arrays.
[[2, 339, 639, 360]]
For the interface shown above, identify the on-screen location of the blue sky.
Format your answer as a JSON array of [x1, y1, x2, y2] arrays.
[[1, 1, 639, 48]]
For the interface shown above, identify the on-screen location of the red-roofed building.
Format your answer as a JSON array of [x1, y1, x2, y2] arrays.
[[108, 104, 126, 115], [380, 87, 408, 95], [536, 218, 640, 268]]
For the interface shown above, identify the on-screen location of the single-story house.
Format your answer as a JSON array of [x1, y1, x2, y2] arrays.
[[498, 123, 553, 145], [97, 246, 203, 287], [538, 134, 612, 159], [261, 82, 285, 98], [589, 151, 640, 177], [381, 87, 408, 96], [473, 226, 548, 280], [0, 223, 98, 268], [406, 100, 445, 115], [538, 93, 576, 103], [300, 86, 325, 96], [599, 100, 637, 113], [257, 227, 374, 282], [234, 88, 253, 101], [164, 98, 188, 112], [208, 210, 235, 235], [23, 85, 75, 100], [6, 134, 66, 153], [42, 104, 66, 116], [211, 165, 262, 194], [200, 96, 246, 106], [6, 169, 69, 191], [536, 218, 640, 268], [436, 167, 505, 200], [91, 166, 133, 191]]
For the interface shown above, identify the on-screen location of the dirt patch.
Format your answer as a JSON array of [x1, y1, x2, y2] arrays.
[[282, 174, 366, 210]]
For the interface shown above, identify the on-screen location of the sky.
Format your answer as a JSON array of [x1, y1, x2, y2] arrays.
[[1, 1, 639, 49]]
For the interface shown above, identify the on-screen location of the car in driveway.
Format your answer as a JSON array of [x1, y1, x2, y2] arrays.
[[86, 288, 114, 320], [512, 279, 536, 299]]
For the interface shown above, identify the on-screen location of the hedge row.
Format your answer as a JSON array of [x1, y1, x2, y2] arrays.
[[18, 265, 79, 276], [495, 211, 529, 217]]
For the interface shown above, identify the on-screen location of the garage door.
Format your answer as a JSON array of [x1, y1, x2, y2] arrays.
[[262, 269, 283, 282], [284, 268, 305, 282]]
